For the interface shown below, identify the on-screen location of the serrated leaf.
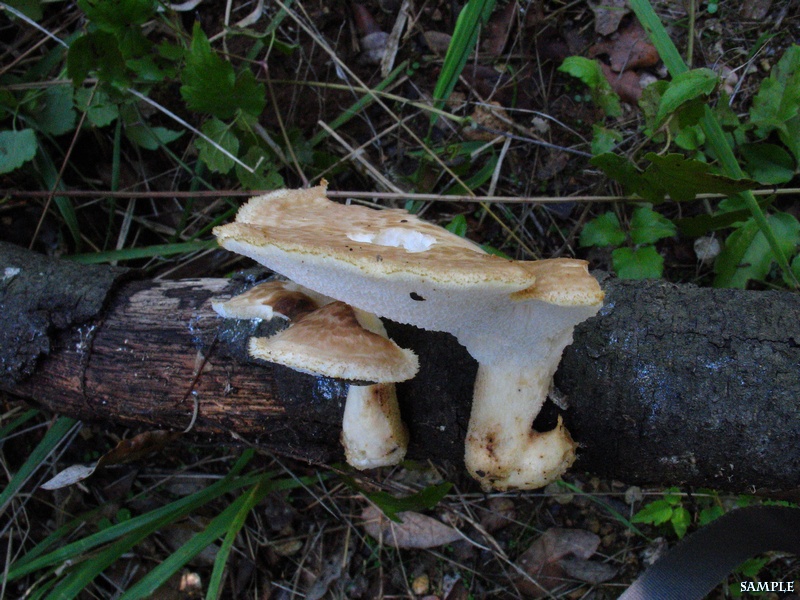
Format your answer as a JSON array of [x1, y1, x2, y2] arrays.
[[33, 85, 77, 135], [643, 153, 758, 202], [612, 246, 664, 279], [750, 45, 800, 136], [654, 68, 718, 128], [714, 212, 800, 288], [591, 125, 622, 156], [558, 56, 621, 117], [76, 0, 156, 34], [593, 153, 758, 204], [0, 129, 38, 174], [671, 506, 691, 539], [632, 499, 674, 526], [589, 152, 665, 204], [235, 147, 284, 190], [180, 22, 265, 119], [740, 143, 796, 184], [630, 206, 676, 245], [579, 212, 626, 248], [68, 31, 129, 86], [196, 118, 239, 174]]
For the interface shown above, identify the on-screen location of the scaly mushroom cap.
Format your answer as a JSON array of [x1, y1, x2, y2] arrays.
[[214, 182, 603, 366], [249, 301, 419, 384]]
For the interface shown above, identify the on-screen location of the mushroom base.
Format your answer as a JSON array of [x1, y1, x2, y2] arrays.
[[464, 363, 577, 491]]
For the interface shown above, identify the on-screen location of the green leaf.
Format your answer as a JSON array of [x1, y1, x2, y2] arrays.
[[740, 143, 796, 184], [365, 482, 453, 523], [125, 124, 183, 150], [592, 153, 758, 204], [591, 125, 622, 156], [654, 68, 718, 128], [180, 22, 266, 119], [445, 214, 468, 237], [632, 499, 674, 526], [196, 118, 239, 174], [698, 505, 725, 526], [630, 206, 677, 245], [33, 86, 77, 135], [612, 246, 664, 279], [714, 213, 800, 289], [737, 557, 770, 579], [76, 0, 156, 34], [0, 129, 38, 174], [67, 31, 129, 87], [558, 56, 621, 117], [235, 146, 284, 191], [778, 114, 800, 163], [74, 87, 119, 127], [670, 506, 691, 539], [750, 45, 800, 137], [714, 212, 800, 288], [579, 212, 626, 248]]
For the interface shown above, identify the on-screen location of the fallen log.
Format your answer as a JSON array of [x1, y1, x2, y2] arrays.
[[1, 241, 798, 491]]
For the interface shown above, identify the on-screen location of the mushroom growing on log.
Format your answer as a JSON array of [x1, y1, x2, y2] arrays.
[[213, 280, 417, 469], [213, 183, 604, 490]]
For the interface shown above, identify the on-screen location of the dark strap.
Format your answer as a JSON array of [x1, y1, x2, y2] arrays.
[[620, 506, 800, 600]]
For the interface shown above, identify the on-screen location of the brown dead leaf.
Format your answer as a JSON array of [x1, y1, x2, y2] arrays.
[[482, 1, 518, 57], [600, 62, 643, 104], [513, 528, 603, 598], [590, 0, 630, 36], [589, 20, 659, 72], [361, 505, 462, 549]]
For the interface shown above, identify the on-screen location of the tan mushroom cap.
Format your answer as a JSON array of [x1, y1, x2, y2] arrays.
[[214, 182, 603, 366], [248, 301, 419, 383], [212, 280, 324, 321]]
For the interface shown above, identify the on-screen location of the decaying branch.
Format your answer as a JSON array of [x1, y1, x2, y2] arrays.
[[2, 241, 799, 491]]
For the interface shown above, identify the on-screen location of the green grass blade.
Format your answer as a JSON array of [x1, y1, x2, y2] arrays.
[[0, 417, 78, 518], [8, 450, 255, 579], [118, 474, 320, 599], [66, 239, 218, 264], [0, 408, 40, 440], [628, 0, 798, 288], [309, 60, 409, 147], [204, 477, 274, 599], [431, 0, 495, 119]]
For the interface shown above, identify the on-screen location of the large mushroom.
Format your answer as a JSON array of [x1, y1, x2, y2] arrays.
[[212, 280, 417, 469], [214, 183, 604, 490]]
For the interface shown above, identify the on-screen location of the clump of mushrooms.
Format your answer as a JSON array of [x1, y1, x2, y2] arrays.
[[212, 280, 417, 469], [214, 182, 604, 490]]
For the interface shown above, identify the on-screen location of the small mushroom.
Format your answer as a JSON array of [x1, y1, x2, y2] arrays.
[[213, 280, 417, 470], [215, 183, 605, 490]]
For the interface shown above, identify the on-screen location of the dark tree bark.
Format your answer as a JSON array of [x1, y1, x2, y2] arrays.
[[2, 241, 799, 491]]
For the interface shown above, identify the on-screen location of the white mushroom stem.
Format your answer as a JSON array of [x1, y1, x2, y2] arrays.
[[341, 309, 409, 469], [464, 362, 576, 491], [342, 382, 408, 469]]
